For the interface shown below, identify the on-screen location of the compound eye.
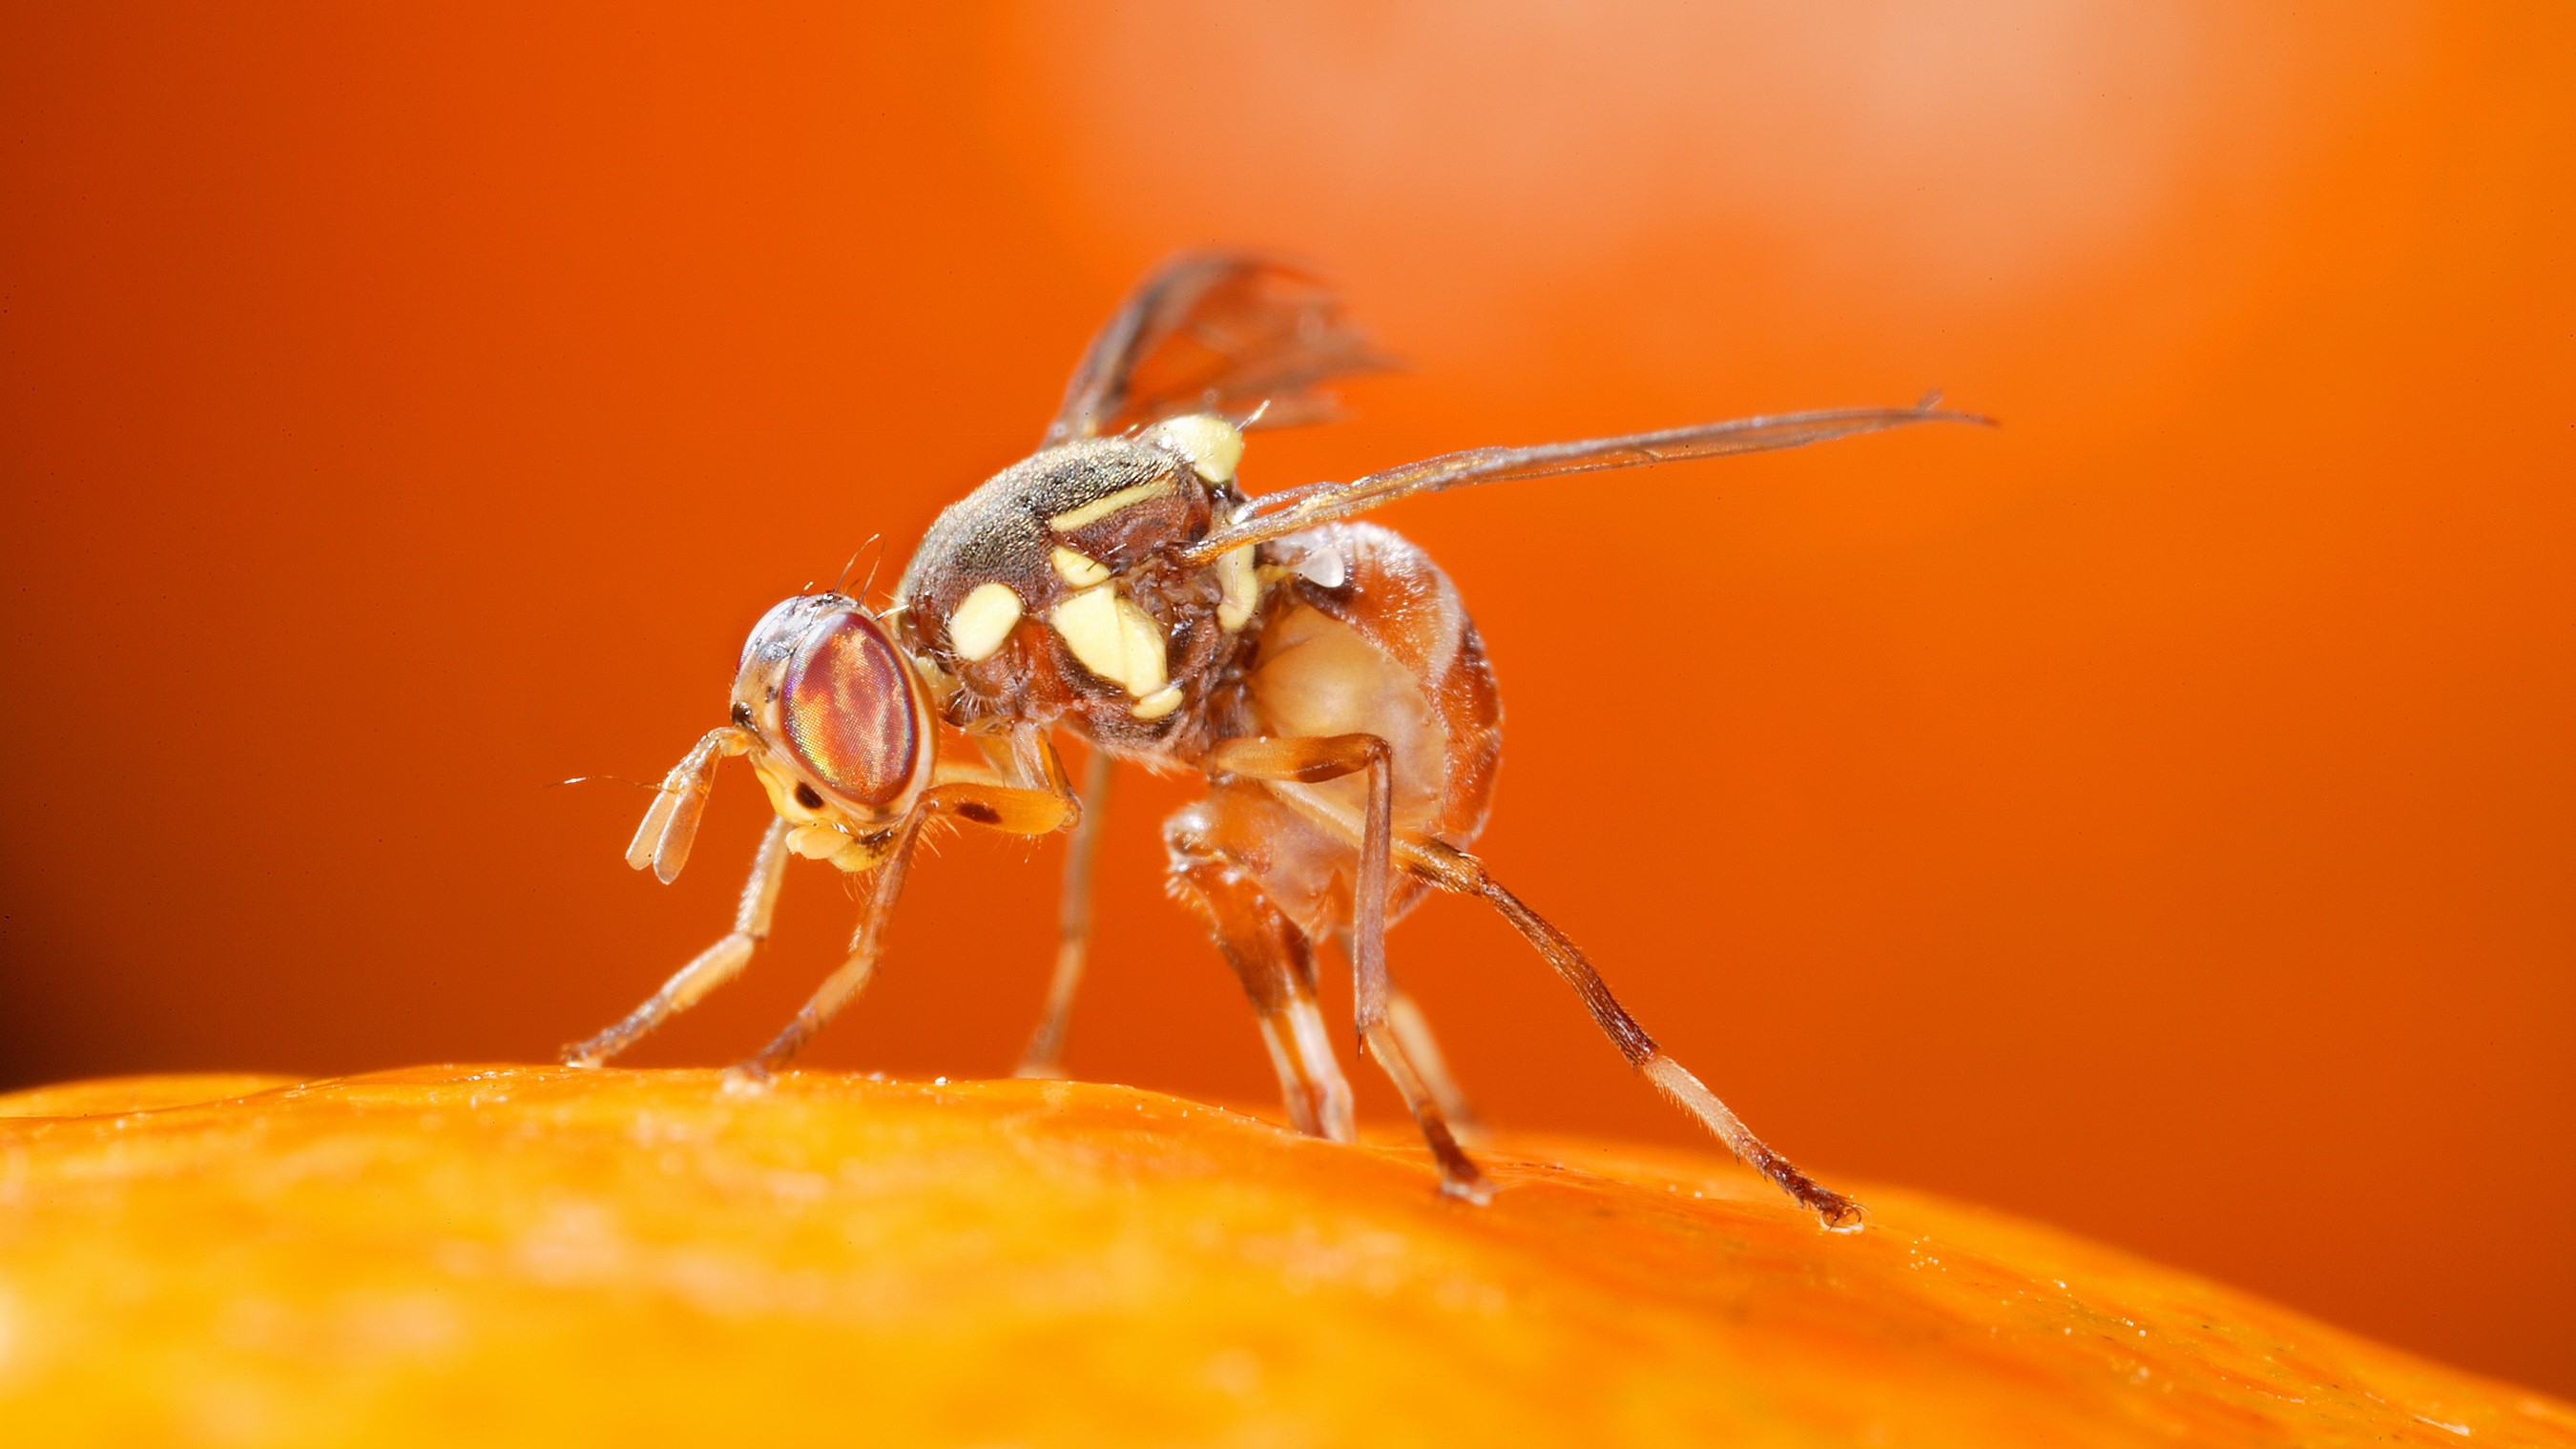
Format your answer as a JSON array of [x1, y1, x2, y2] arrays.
[[779, 611, 919, 809]]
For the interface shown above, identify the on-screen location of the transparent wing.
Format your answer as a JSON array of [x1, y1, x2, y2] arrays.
[[1044, 252, 1392, 445], [1170, 404, 1991, 567]]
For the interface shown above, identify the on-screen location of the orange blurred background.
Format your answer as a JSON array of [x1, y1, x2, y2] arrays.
[[3, 2, 2568, 1397]]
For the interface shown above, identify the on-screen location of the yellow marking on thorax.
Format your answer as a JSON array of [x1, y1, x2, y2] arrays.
[[1129, 683, 1185, 720], [1047, 584, 1169, 698], [1214, 544, 1259, 630], [1146, 415, 1245, 484], [945, 582, 1022, 662], [1049, 547, 1111, 588], [1047, 478, 1175, 534]]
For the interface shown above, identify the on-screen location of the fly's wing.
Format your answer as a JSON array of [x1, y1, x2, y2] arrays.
[[1044, 252, 1392, 445], [1170, 404, 1991, 567]]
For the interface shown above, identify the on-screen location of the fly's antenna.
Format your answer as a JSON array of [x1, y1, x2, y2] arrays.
[[551, 775, 664, 794]]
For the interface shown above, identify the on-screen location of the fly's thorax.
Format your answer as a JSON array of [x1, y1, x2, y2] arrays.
[[727, 592, 934, 872], [887, 416, 1272, 752]]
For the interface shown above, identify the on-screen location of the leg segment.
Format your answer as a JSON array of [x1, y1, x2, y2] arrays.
[[1200, 736, 1489, 1199], [1017, 745, 1113, 1078], [1329, 925, 1485, 1143], [1202, 735, 1393, 1038], [1164, 812, 1356, 1141], [1385, 987, 1484, 1144], [1362, 1019, 1492, 1202], [1401, 837, 1863, 1230], [566, 816, 790, 1066], [730, 810, 927, 1083]]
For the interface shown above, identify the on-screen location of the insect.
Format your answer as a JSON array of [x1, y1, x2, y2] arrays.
[[567, 254, 1978, 1225]]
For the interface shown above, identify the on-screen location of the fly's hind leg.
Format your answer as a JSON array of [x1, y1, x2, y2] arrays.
[[1401, 836, 1863, 1230], [1165, 806, 1356, 1142], [566, 816, 790, 1067]]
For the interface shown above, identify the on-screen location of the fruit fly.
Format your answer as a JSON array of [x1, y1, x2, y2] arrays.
[[567, 254, 1979, 1225]]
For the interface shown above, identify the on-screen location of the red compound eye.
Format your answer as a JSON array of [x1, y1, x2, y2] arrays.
[[779, 611, 919, 809]]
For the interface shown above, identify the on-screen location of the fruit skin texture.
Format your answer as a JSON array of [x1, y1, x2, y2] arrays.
[[0, 1068, 2565, 1448]]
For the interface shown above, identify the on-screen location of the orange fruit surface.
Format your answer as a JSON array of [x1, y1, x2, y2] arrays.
[[1, 1067, 2565, 1447]]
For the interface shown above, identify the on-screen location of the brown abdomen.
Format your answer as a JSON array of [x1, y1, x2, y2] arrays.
[[1211, 522, 1502, 934]]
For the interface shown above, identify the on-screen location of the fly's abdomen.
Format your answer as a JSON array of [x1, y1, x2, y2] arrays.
[[1247, 522, 1502, 850]]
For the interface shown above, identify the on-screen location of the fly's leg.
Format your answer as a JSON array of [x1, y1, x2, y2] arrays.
[[1360, 1016, 1490, 1203], [1018, 746, 1113, 1079], [1400, 836, 1863, 1231], [1166, 807, 1356, 1141], [1204, 736, 1393, 1033], [726, 769, 1074, 1085], [565, 817, 790, 1067], [1331, 925, 1485, 1142], [1385, 987, 1484, 1145], [728, 812, 926, 1086], [1202, 735, 1492, 1202]]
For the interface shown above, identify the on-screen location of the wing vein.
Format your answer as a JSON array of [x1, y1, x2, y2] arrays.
[[1174, 404, 1992, 565]]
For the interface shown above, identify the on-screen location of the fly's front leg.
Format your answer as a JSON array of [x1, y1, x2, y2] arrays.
[[729, 812, 926, 1086], [1018, 745, 1112, 1079], [566, 816, 790, 1067], [932, 726, 1085, 837], [727, 759, 1077, 1087], [1202, 735, 1490, 1201]]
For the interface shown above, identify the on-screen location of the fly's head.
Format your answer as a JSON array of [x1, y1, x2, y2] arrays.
[[625, 592, 937, 882], [888, 415, 1266, 748]]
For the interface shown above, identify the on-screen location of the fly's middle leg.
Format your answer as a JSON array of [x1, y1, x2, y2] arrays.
[[1165, 810, 1356, 1143], [1197, 736, 1494, 1202], [1383, 987, 1484, 1146], [1018, 745, 1112, 1079]]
